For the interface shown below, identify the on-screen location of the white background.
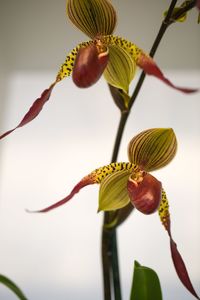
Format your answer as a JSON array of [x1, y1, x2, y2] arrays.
[[0, 1, 200, 300]]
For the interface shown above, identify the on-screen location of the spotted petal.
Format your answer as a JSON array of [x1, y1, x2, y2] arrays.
[[128, 128, 177, 172], [67, 0, 117, 39], [104, 44, 136, 94], [159, 190, 200, 300], [56, 41, 92, 81], [28, 162, 138, 212], [0, 42, 93, 141], [105, 35, 198, 93]]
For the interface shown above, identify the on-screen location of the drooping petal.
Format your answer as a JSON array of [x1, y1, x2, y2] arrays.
[[0, 42, 95, 141], [127, 173, 162, 214], [136, 53, 198, 93], [28, 162, 138, 213], [159, 190, 200, 299], [67, 0, 117, 39], [72, 43, 109, 88], [104, 44, 136, 94], [27, 173, 97, 213], [105, 35, 198, 93], [0, 82, 57, 141], [128, 128, 177, 172]]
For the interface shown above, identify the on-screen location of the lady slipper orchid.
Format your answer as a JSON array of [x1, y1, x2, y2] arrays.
[[0, 0, 198, 141], [29, 127, 199, 300]]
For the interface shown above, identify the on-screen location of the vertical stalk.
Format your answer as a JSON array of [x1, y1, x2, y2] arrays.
[[100, 0, 198, 298], [101, 111, 129, 300]]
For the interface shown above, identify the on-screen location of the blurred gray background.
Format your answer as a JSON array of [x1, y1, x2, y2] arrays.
[[0, 1, 200, 300]]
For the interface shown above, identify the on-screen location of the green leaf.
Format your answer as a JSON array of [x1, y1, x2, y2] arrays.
[[0, 274, 28, 300], [98, 169, 131, 211], [67, 0, 117, 39], [130, 261, 162, 300], [104, 45, 136, 94], [128, 128, 177, 172]]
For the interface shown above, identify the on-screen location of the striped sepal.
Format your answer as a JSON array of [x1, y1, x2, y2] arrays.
[[128, 128, 177, 172], [67, 0, 117, 39]]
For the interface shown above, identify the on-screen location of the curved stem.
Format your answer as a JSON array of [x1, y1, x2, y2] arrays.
[[111, 111, 129, 163]]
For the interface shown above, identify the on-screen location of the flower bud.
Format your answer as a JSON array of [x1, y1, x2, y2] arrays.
[[127, 173, 162, 214], [72, 44, 109, 88]]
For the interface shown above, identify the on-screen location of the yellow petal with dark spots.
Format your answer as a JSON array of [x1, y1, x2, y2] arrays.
[[158, 189, 170, 231], [103, 35, 142, 63], [56, 41, 92, 81], [159, 189, 200, 300], [128, 128, 177, 172], [105, 35, 197, 93], [67, 0, 117, 39]]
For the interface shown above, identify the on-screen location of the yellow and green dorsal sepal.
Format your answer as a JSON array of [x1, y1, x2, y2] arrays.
[[66, 0, 117, 39], [128, 128, 177, 172]]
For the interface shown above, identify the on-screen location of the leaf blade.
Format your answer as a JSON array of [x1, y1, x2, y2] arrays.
[[0, 274, 28, 300], [130, 261, 162, 300]]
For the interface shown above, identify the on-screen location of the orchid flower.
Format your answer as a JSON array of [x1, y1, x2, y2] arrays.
[[0, 0, 197, 141], [29, 127, 199, 299]]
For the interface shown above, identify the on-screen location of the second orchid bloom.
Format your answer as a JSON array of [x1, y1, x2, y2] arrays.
[[30, 127, 199, 300]]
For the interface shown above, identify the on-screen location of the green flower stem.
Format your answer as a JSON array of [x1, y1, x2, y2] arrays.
[[101, 0, 183, 299], [102, 215, 122, 300], [101, 111, 129, 300], [102, 218, 112, 300]]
